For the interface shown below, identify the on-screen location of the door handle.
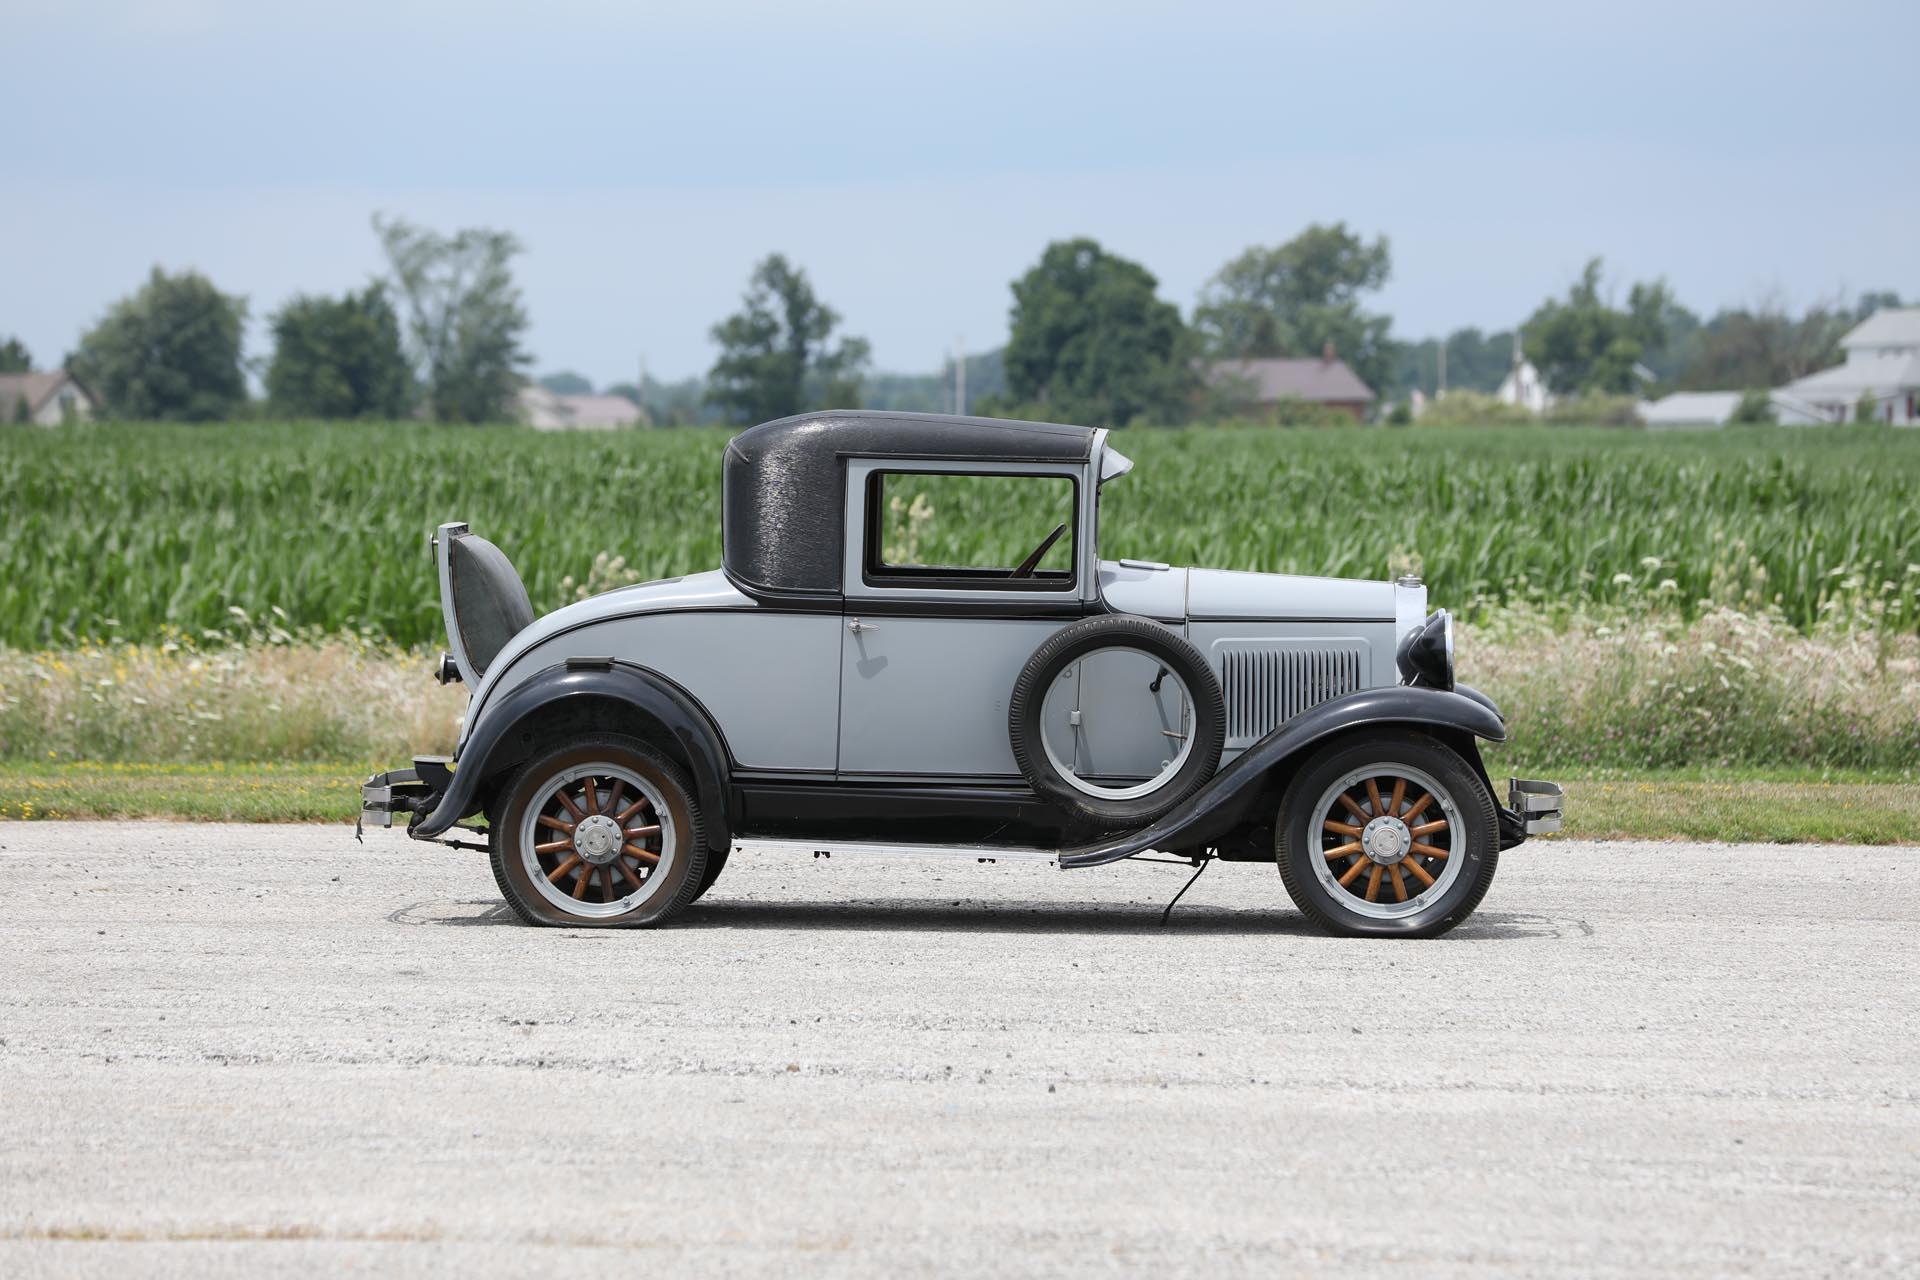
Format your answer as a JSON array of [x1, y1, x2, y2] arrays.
[[847, 618, 878, 635]]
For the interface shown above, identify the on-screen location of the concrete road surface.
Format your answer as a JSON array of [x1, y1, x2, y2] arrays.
[[1, 824, 1916, 1277]]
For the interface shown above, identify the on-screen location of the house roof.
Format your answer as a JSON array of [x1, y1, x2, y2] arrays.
[[1206, 357, 1376, 404], [1841, 307, 1920, 350], [559, 395, 645, 427], [1783, 352, 1920, 399], [0, 370, 81, 417], [1642, 391, 1744, 425], [516, 385, 647, 429], [723, 411, 1098, 600]]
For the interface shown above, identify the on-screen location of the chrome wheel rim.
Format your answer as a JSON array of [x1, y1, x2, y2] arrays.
[[1038, 644, 1196, 801], [519, 762, 676, 919], [1309, 762, 1462, 920]]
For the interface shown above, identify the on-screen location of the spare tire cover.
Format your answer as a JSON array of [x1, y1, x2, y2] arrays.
[[1008, 613, 1224, 828]]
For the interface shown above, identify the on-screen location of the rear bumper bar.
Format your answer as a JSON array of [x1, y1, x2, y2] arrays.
[[357, 757, 452, 836]]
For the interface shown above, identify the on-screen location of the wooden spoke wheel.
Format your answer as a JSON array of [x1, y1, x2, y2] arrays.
[[1308, 762, 1463, 919], [488, 735, 706, 928], [1275, 731, 1498, 938], [520, 761, 675, 919]]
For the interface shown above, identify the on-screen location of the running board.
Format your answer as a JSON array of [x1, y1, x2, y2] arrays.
[[734, 838, 1059, 866]]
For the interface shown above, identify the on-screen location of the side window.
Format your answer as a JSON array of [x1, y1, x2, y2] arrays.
[[865, 471, 1077, 590]]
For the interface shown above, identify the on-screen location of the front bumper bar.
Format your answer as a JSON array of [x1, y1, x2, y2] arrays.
[[1506, 776, 1564, 835]]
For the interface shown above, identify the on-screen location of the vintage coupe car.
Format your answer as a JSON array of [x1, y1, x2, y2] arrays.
[[363, 411, 1561, 937]]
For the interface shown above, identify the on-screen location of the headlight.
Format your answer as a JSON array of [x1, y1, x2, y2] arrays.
[[1396, 609, 1454, 690]]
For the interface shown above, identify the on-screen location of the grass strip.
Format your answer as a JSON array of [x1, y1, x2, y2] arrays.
[[1, 763, 1916, 844]]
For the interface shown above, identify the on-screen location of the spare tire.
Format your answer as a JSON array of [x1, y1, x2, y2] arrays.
[[1008, 614, 1225, 828]]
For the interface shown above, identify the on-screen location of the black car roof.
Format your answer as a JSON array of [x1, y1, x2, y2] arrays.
[[722, 410, 1100, 601]]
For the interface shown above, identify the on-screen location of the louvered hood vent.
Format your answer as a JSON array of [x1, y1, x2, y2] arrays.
[[1218, 639, 1368, 746]]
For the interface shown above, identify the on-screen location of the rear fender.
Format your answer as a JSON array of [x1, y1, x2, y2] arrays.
[[412, 660, 733, 849], [1057, 685, 1506, 868]]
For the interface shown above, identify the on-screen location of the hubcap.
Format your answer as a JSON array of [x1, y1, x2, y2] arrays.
[[1361, 815, 1411, 864], [1308, 762, 1464, 920], [573, 813, 624, 865]]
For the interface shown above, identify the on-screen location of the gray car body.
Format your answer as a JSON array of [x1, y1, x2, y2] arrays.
[[399, 412, 1556, 862]]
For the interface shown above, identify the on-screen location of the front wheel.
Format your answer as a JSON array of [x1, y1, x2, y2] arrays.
[[1276, 731, 1498, 938], [489, 734, 708, 928]]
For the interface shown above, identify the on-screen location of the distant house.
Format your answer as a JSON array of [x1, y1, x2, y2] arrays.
[[0, 370, 97, 424], [1492, 332, 1652, 414], [1206, 345, 1376, 421], [1494, 357, 1553, 414], [1641, 390, 1822, 427], [517, 384, 650, 430], [1779, 307, 1920, 424]]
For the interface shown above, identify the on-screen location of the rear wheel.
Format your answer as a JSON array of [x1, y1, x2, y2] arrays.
[[1276, 731, 1497, 938], [489, 734, 708, 928]]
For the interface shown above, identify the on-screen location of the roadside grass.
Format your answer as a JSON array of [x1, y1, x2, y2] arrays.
[[1562, 779, 1920, 844], [2, 762, 1915, 844], [0, 762, 369, 824]]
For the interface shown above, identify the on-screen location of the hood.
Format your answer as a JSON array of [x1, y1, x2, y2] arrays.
[[1186, 567, 1401, 623]]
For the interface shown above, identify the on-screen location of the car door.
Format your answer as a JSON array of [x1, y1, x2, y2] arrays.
[[836, 459, 1092, 780]]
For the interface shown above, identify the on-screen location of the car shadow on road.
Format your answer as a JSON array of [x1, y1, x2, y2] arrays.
[[387, 898, 1586, 940], [688, 898, 1320, 935]]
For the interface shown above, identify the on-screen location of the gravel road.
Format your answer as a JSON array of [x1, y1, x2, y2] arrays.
[[1, 823, 1916, 1277]]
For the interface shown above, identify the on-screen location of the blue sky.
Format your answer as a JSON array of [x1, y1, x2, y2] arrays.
[[4, 0, 1916, 386]]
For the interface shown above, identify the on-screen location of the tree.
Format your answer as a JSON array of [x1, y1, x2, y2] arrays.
[[1002, 238, 1192, 426], [0, 336, 30, 373], [1673, 299, 1856, 391], [1393, 327, 1517, 396], [539, 371, 593, 395], [706, 254, 870, 424], [374, 214, 530, 423], [1729, 389, 1776, 425], [1854, 290, 1902, 321], [1194, 223, 1396, 397], [1522, 259, 1674, 396], [264, 284, 413, 419], [69, 267, 247, 421]]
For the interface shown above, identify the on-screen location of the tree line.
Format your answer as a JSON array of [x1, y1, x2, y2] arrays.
[[5, 216, 1902, 426]]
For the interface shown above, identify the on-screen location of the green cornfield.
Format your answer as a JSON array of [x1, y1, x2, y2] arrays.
[[0, 420, 1916, 649]]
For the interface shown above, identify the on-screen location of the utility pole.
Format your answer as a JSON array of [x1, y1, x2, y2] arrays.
[[954, 335, 967, 416], [1437, 336, 1448, 396]]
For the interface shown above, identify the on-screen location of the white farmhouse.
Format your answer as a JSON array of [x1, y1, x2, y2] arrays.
[[0, 369, 97, 424], [1779, 307, 1920, 424]]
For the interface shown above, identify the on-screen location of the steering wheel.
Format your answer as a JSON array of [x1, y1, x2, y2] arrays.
[[1010, 523, 1069, 578]]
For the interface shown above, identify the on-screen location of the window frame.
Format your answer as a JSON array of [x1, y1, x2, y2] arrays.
[[860, 467, 1080, 593], [840, 457, 1094, 606]]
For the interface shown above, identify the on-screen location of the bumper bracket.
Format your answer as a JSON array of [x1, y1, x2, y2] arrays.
[[1506, 776, 1564, 835]]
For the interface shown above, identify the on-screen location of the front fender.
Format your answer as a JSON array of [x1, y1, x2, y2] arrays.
[[1058, 684, 1505, 868], [412, 660, 733, 849]]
